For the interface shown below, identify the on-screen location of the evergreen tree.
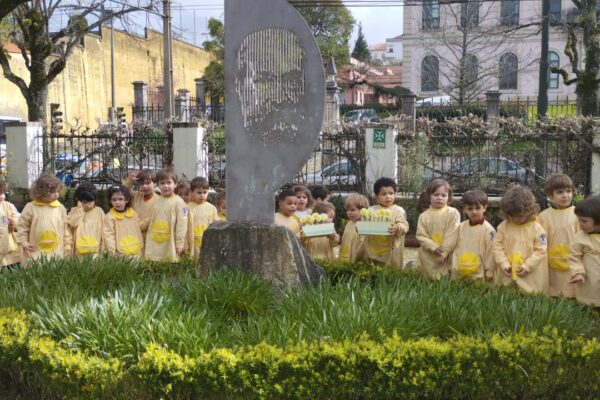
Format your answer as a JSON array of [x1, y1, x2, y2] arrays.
[[351, 24, 371, 62]]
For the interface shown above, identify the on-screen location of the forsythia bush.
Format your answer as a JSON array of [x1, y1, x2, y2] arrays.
[[1, 307, 600, 399]]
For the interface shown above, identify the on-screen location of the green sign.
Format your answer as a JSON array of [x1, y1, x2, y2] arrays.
[[373, 128, 386, 149]]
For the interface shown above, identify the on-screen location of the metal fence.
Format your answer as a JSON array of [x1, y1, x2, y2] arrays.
[[132, 104, 225, 125], [39, 126, 167, 188]]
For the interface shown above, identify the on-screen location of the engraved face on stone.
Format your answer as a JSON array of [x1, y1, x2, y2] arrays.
[[235, 28, 306, 145]]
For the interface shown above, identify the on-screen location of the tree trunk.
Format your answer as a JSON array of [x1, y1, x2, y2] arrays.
[[578, 0, 600, 116], [25, 82, 48, 122]]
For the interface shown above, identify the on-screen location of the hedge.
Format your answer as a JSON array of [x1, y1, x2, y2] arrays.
[[1, 307, 600, 399]]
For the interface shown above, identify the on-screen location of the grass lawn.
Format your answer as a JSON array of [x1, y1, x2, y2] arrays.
[[0, 256, 597, 365]]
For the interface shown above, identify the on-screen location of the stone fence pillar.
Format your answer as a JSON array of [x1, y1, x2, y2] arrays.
[[172, 122, 208, 181], [5, 122, 44, 191], [365, 124, 398, 195]]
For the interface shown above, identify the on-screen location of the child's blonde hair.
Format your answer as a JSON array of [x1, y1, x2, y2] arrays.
[[175, 180, 190, 195], [30, 174, 64, 201], [421, 179, 453, 207], [544, 174, 575, 196], [344, 193, 369, 210], [500, 185, 540, 222]]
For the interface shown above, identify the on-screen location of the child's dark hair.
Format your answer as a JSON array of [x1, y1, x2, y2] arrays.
[[155, 168, 178, 184], [313, 201, 335, 215], [344, 193, 369, 210], [215, 190, 226, 207], [421, 179, 453, 207], [311, 185, 330, 201], [462, 189, 488, 207], [575, 195, 600, 225], [0, 180, 8, 195], [137, 169, 156, 183], [277, 189, 297, 204], [373, 177, 396, 196], [545, 174, 575, 196], [30, 174, 64, 201], [292, 185, 314, 208], [175, 180, 190, 195], [500, 185, 540, 222], [107, 184, 132, 208], [190, 177, 209, 191], [74, 182, 97, 202]]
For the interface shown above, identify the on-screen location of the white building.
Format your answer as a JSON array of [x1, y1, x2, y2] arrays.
[[402, 0, 580, 100], [369, 36, 403, 65]]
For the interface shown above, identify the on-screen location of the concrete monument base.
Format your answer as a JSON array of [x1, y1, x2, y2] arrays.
[[199, 221, 326, 288]]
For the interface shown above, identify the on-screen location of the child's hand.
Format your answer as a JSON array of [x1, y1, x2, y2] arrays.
[[22, 243, 34, 255], [433, 247, 444, 257], [127, 170, 139, 181], [388, 224, 399, 235], [517, 266, 529, 278], [570, 273, 585, 284], [503, 267, 512, 277], [434, 252, 447, 264], [328, 232, 340, 242], [175, 245, 184, 256], [7, 217, 14, 227]]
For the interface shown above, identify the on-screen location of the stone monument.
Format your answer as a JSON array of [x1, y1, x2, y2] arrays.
[[199, 0, 327, 287]]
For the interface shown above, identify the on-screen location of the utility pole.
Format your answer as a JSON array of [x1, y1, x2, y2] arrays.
[[537, 0, 550, 118], [163, 0, 174, 120], [110, 12, 116, 123]]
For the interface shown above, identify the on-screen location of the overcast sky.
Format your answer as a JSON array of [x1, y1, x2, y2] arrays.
[[145, 2, 403, 49]]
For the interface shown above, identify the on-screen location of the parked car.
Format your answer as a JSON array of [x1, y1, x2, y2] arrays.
[[423, 156, 543, 195], [302, 160, 358, 186], [343, 109, 381, 125], [54, 153, 104, 187]]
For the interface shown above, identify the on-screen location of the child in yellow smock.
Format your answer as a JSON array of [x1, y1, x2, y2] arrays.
[[493, 185, 548, 294], [0, 181, 20, 268], [416, 179, 460, 279], [144, 169, 189, 263], [104, 185, 144, 259], [274, 190, 300, 236], [362, 178, 410, 269], [16, 174, 71, 264], [451, 190, 496, 282], [124, 169, 158, 238], [293, 185, 313, 220], [339, 193, 369, 262], [301, 202, 339, 261], [215, 190, 227, 221], [538, 174, 579, 297], [67, 182, 104, 257], [187, 177, 218, 260], [175, 180, 192, 204], [569, 196, 600, 306]]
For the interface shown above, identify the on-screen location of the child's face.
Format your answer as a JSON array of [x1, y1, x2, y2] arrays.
[[279, 195, 297, 217], [0, 192, 5, 203], [218, 201, 227, 215], [326, 209, 335, 223], [296, 192, 309, 211], [178, 189, 192, 203], [111, 192, 127, 212], [40, 191, 60, 203], [158, 178, 176, 196], [577, 216, 600, 234], [508, 213, 529, 225], [346, 206, 362, 222], [464, 203, 486, 224], [430, 186, 449, 209], [81, 200, 95, 211], [550, 188, 573, 209], [192, 188, 209, 203], [375, 186, 395, 207], [138, 179, 155, 197]]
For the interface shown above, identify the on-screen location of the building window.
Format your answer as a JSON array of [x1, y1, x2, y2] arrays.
[[388, 47, 394, 53], [421, 55, 439, 92], [423, 0, 440, 29], [499, 53, 518, 90], [550, 0, 561, 21], [500, 0, 519, 26], [461, 0, 479, 27], [549, 51, 560, 89], [464, 54, 479, 84]]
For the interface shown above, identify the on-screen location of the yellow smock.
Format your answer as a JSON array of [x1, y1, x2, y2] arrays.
[[361, 204, 410, 269], [67, 204, 105, 256], [416, 206, 460, 279], [303, 235, 338, 262], [538, 206, 579, 297], [187, 201, 218, 260], [493, 220, 548, 294], [15, 200, 72, 263], [123, 177, 157, 237], [451, 220, 496, 281], [274, 212, 300, 236], [569, 231, 600, 306], [103, 208, 144, 259], [144, 195, 188, 263], [339, 221, 363, 262], [0, 201, 20, 266]]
